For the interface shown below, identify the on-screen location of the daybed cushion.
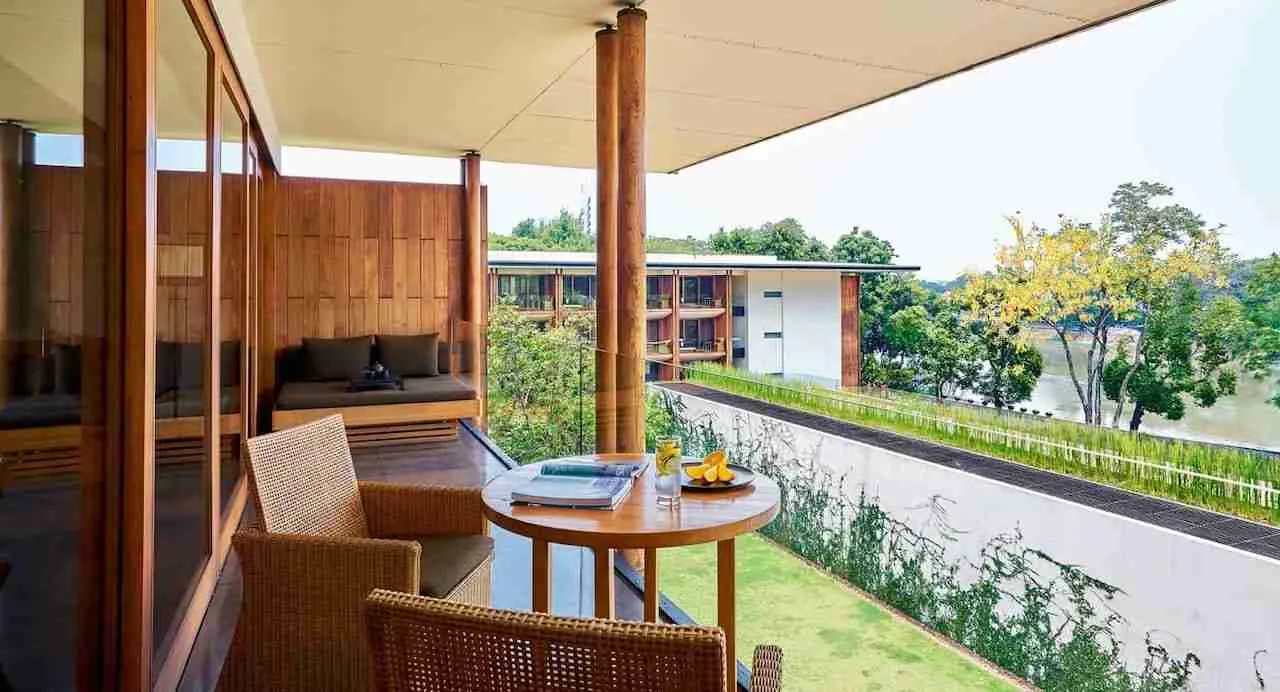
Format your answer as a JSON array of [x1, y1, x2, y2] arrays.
[[274, 376, 475, 410], [376, 333, 438, 377], [302, 336, 371, 381], [0, 394, 81, 429], [155, 386, 241, 418]]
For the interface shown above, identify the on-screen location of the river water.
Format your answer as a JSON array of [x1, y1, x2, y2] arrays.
[[1024, 327, 1280, 451]]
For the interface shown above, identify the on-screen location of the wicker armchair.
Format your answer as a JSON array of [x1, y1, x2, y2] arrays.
[[364, 589, 784, 692], [217, 414, 493, 692]]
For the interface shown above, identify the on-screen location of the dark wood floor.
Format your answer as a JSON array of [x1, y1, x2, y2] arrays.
[[177, 427, 646, 691]]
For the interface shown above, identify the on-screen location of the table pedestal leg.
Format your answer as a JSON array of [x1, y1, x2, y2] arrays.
[[717, 538, 735, 692], [593, 547, 615, 618], [643, 547, 658, 622], [532, 538, 551, 613]]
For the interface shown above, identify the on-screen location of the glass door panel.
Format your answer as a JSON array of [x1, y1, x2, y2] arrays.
[[218, 82, 246, 514], [0, 1, 108, 688], [153, 0, 212, 670]]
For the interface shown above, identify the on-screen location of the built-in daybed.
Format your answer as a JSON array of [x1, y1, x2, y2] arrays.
[[270, 334, 478, 445], [0, 342, 242, 480]]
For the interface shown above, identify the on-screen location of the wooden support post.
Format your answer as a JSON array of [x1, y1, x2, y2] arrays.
[[643, 547, 659, 622], [551, 269, 563, 327], [722, 274, 732, 362], [0, 124, 28, 406], [532, 538, 551, 613], [593, 547, 615, 619], [669, 272, 681, 381], [615, 6, 646, 453], [462, 153, 485, 423], [841, 274, 862, 389], [717, 538, 737, 691], [594, 26, 619, 454]]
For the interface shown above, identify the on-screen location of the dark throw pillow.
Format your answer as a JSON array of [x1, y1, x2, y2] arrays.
[[376, 333, 439, 378], [436, 340, 452, 374], [52, 344, 82, 395], [302, 336, 372, 381], [174, 342, 204, 390], [220, 340, 241, 387]]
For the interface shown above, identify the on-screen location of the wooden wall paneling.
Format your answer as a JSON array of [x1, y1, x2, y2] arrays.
[[841, 274, 861, 389], [269, 178, 470, 350]]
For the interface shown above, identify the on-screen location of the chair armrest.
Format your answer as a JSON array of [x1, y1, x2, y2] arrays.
[[750, 645, 784, 692], [224, 531, 420, 690], [360, 481, 487, 538], [233, 529, 420, 621]]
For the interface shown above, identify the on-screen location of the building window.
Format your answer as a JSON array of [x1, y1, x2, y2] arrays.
[[562, 275, 595, 307], [762, 290, 782, 298], [732, 305, 745, 317], [497, 274, 552, 310], [680, 318, 719, 351], [763, 331, 783, 339], [680, 276, 719, 307]]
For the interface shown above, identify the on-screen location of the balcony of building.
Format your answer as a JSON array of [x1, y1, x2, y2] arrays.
[[7, 0, 1253, 690]]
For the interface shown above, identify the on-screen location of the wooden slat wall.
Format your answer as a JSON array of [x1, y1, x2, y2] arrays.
[[22, 165, 85, 342], [267, 176, 479, 349], [20, 165, 246, 346]]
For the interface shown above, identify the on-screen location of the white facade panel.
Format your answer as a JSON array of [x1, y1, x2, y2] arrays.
[[743, 271, 783, 375], [781, 271, 842, 386]]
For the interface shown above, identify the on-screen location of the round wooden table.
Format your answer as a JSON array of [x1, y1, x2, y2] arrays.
[[483, 453, 780, 687]]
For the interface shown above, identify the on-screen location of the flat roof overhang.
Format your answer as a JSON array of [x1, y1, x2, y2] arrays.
[[489, 257, 920, 273], [231, 0, 1168, 171], [2, 2, 1169, 172]]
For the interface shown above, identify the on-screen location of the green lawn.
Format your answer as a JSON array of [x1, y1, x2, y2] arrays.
[[658, 534, 1018, 692]]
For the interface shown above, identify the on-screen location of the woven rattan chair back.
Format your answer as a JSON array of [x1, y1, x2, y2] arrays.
[[244, 414, 370, 538], [365, 589, 729, 692]]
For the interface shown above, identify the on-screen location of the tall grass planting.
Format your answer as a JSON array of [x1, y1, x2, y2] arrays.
[[682, 363, 1280, 525]]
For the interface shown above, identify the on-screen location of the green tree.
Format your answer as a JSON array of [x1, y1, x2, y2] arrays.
[[832, 227, 895, 265], [1233, 254, 1280, 408], [707, 218, 830, 261], [960, 277, 1043, 408], [985, 181, 1229, 425], [886, 302, 980, 400], [486, 303, 594, 463], [1102, 281, 1254, 431]]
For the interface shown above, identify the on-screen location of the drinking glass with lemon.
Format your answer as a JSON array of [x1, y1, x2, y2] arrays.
[[654, 437, 682, 507]]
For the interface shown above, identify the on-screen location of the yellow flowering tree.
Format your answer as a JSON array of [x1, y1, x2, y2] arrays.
[[980, 182, 1230, 426]]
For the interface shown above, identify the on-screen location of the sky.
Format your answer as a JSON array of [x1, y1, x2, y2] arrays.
[[281, 0, 1279, 281]]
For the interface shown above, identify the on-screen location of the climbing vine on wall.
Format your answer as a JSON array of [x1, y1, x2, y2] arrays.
[[651, 391, 1201, 692]]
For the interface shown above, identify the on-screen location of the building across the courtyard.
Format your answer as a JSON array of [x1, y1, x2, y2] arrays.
[[488, 251, 919, 387]]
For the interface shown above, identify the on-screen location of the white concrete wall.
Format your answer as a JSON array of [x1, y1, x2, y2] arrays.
[[742, 271, 783, 375], [673, 390, 1280, 691], [780, 271, 842, 386]]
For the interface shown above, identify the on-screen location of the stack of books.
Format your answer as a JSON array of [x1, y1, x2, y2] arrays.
[[510, 459, 647, 509]]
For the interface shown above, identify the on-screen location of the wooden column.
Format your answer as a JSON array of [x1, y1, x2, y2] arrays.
[[669, 271, 681, 381], [120, 0, 159, 684], [0, 124, 28, 406], [840, 274, 862, 389], [722, 274, 732, 361], [462, 153, 485, 423], [551, 269, 563, 326], [594, 26, 619, 454], [615, 7, 646, 453]]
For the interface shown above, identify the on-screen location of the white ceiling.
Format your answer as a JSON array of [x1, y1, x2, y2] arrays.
[[239, 0, 1164, 172], [0, 0, 1167, 172]]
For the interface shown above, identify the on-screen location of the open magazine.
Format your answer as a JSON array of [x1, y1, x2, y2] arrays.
[[510, 459, 648, 509]]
